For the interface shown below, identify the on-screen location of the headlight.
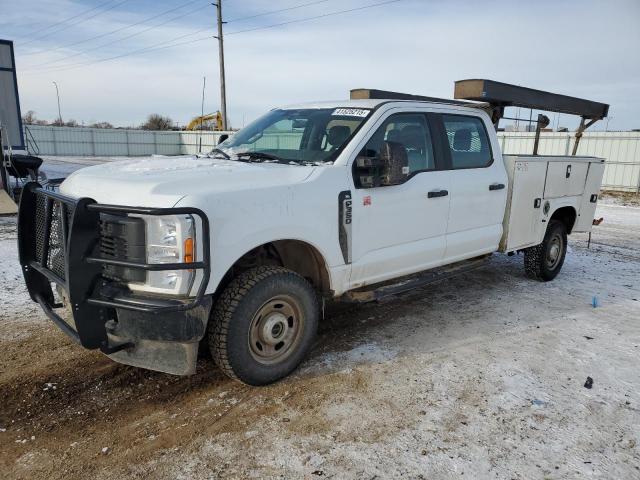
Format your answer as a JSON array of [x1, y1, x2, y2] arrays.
[[128, 214, 196, 296]]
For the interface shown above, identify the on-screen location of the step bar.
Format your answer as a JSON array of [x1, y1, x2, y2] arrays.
[[342, 255, 491, 303]]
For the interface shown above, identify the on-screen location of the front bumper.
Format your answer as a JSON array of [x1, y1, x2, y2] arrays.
[[17, 182, 212, 373]]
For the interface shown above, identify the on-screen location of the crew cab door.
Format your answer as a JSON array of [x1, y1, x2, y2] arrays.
[[348, 111, 451, 287], [436, 113, 508, 261]]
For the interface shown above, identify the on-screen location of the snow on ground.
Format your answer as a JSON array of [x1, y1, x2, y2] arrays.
[[0, 216, 45, 341], [158, 205, 640, 479], [0, 156, 638, 479]]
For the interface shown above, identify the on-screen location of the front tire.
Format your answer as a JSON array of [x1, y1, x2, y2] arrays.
[[208, 266, 319, 385], [524, 220, 568, 281]]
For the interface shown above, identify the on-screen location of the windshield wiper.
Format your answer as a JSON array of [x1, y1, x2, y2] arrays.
[[236, 151, 284, 162], [210, 148, 230, 159]]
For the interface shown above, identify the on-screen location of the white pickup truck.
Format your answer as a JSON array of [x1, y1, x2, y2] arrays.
[[18, 80, 608, 385]]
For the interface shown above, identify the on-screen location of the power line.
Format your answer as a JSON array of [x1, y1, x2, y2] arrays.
[[81, 34, 216, 64], [22, 0, 205, 57], [23, 0, 404, 75], [226, 0, 333, 23], [19, 35, 217, 78], [22, 30, 215, 75], [226, 0, 404, 36], [14, 0, 120, 42], [23, 3, 211, 69], [23, 0, 329, 68], [21, 0, 130, 47]]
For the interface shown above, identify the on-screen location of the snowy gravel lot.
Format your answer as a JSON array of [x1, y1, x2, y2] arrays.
[[0, 157, 639, 479]]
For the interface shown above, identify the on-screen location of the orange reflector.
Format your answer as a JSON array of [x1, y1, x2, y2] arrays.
[[184, 238, 194, 263]]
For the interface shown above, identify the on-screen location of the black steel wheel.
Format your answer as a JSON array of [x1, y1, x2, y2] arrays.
[[524, 220, 568, 281], [208, 266, 318, 385]]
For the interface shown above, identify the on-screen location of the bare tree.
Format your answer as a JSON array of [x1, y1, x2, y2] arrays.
[[89, 121, 114, 129], [21, 110, 112, 128], [142, 114, 173, 130], [22, 110, 37, 124]]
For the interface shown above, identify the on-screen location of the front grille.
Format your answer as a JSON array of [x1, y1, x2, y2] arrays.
[[100, 223, 128, 258], [34, 192, 74, 281], [32, 195, 146, 284], [35, 195, 46, 263], [99, 214, 146, 283]]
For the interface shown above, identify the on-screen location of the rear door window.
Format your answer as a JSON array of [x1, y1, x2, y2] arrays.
[[441, 114, 492, 169]]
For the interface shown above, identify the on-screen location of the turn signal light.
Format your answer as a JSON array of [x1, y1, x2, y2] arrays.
[[184, 238, 194, 263]]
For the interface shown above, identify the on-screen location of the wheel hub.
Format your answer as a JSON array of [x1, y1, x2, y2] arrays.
[[545, 233, 564, 269], [249, 295, 304, 365], [261, 313, 288, 345]]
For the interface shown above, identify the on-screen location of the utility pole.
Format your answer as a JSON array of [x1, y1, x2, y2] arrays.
[[199, 76, 206, 153], [215, 1, 228, 131], [53, 81, 62, 125]]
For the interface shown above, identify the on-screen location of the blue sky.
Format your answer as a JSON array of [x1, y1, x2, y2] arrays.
[[2, 0, 639, 130]]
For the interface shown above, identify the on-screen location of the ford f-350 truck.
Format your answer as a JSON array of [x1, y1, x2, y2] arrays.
[[17, 80, 609, 385]]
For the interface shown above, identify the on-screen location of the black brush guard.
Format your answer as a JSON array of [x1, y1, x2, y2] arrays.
[[17, 182, 211, 354]]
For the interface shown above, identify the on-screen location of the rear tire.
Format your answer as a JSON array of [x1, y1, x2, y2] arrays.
[[208, 266, 319, 385], [524, 220, 567, 281]]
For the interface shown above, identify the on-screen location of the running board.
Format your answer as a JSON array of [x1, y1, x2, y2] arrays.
[[342, 255, 491, 303]]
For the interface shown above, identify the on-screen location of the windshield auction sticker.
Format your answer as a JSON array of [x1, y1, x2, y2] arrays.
[[332, 108, 370, 117]]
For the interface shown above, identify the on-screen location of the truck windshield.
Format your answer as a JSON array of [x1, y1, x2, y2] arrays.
[[215, 108, 371, 164]]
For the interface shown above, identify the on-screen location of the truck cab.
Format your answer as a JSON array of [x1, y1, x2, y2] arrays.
[[17, 81, 608, 385]]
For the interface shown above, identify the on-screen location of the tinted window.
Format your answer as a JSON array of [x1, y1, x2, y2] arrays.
[[258, 118, 303, 150], [442, 114, 492, 169], [218, 108, 370, 164], [360, 113, 435, 175]]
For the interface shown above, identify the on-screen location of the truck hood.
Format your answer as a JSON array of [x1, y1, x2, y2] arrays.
[[59, 155, 317, 206]]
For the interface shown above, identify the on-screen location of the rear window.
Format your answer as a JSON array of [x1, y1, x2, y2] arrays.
[[442, 114, 492, 169]]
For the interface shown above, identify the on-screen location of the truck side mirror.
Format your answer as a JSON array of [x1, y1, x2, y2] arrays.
[[355, 142, 409, 188], [379, 142, 408, 185]]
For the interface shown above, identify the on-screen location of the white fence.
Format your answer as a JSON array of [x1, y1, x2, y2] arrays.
[[181, 130, 234, 155], [22, 126, 640, 192], [24, 125, 232, 157]]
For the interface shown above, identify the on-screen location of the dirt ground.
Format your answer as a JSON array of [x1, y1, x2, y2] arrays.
[[600, 190, 640, 207], [1, 200, 639, 480]]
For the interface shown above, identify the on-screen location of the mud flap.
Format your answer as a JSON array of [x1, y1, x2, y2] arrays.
[[105, 335, 199, 375], [103, 296, 213, 375]]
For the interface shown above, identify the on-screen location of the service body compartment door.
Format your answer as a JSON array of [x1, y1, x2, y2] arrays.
[[544, 161, 589, 198], [504, 160, 547, 251], [573, 161, 605, 232]]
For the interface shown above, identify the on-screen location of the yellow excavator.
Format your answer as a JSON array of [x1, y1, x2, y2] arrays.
[[186, 111, 223, 131]]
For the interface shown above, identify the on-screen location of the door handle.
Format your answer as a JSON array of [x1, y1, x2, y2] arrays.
[[489, 183, 505, 191], [427, 190, 448, 198]]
